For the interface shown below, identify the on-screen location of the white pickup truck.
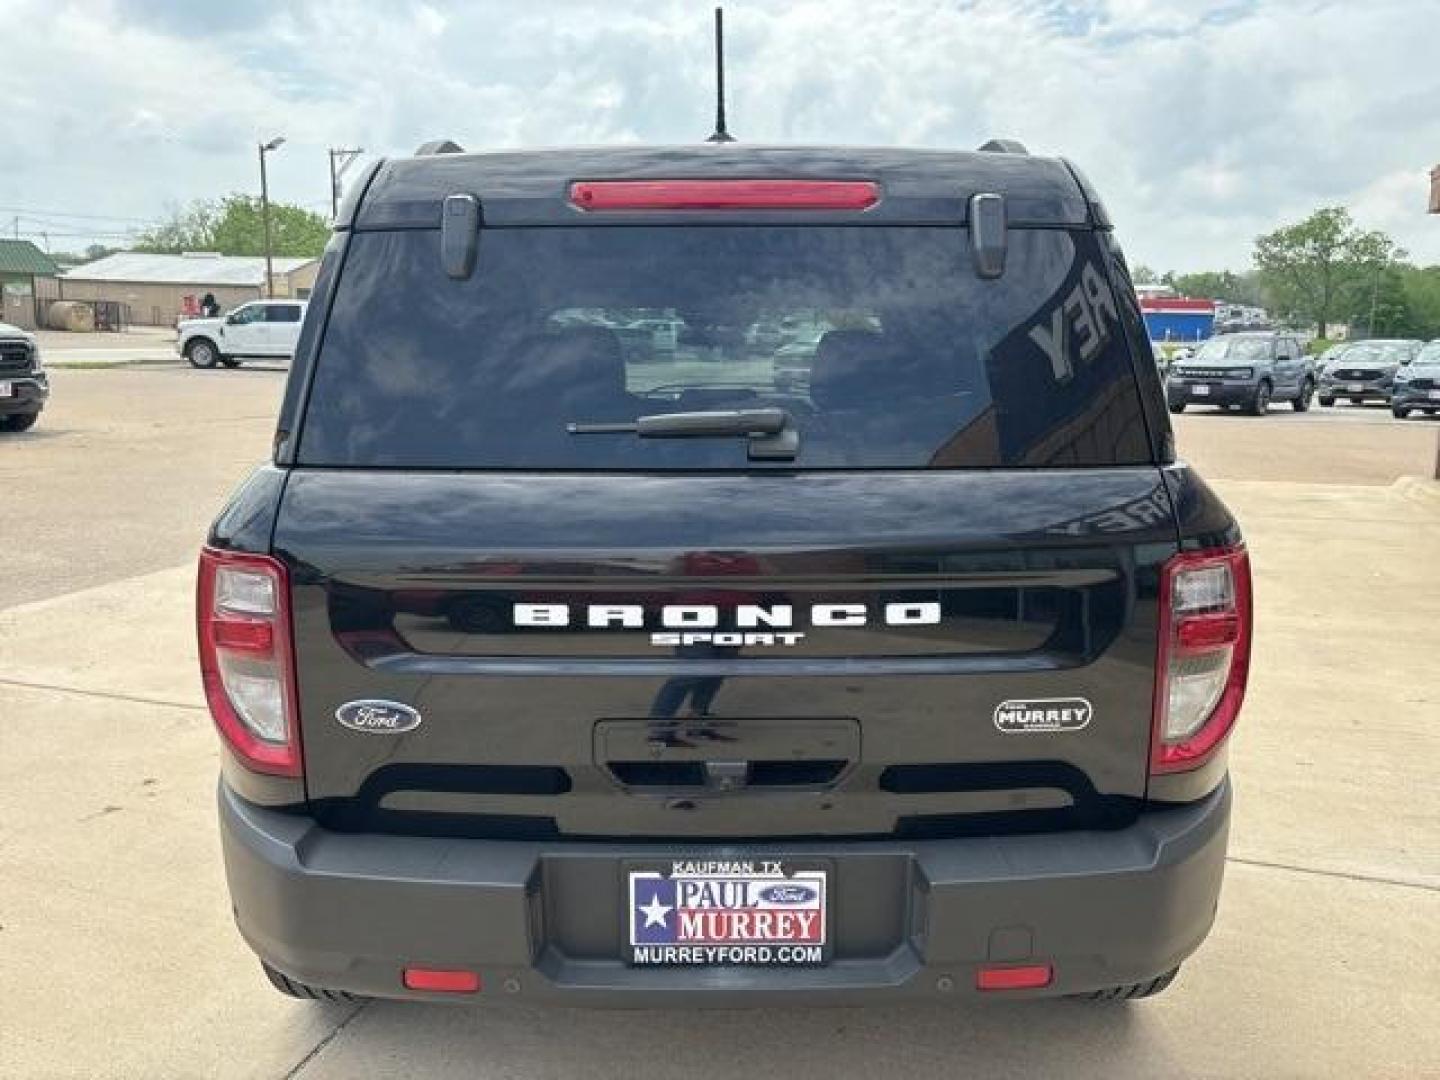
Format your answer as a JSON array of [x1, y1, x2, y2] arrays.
[[176, 300, 307, 369]]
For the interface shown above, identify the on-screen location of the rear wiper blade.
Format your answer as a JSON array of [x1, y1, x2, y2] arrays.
[[567, 408, 799, 460]]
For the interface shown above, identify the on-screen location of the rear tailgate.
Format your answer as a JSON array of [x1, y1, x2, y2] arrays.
[[277, 467, 1175, 839]]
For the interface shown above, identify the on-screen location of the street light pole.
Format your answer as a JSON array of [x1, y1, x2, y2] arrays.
[[258, 136, 286, 299]]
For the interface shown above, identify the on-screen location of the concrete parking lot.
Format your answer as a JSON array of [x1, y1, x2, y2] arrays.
[[3, 367, 1438, 1078]]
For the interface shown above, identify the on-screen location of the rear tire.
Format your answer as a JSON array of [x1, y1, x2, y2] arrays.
[[186, 338, 220, 369], [1392, 406, 1410, 419], [1292, 379, 1314, 411], [1318, 394, 1334, 407], [1073, 966, 1180, 1002], [1, 411, 39, 432], [261, 962, 366, 1004], [1167, 400, 1186, 414]]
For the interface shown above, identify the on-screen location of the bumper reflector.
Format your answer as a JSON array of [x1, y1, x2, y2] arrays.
[[976, 963, 1053, 991], [403, 967, 481, 993]]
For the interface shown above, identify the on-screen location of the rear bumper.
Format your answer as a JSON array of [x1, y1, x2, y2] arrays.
[[220, 779, 1231, 1006], [0, 375, 47, 414]]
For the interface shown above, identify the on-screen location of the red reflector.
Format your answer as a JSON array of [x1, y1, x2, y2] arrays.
[[1176, 611, 1240, 651], [569, 179, 880, 211], [976, 963, 1053, 991], [403, 967, 481, 994], [211, 619, 275, 653]]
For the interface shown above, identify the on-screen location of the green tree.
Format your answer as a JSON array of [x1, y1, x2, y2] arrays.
[[1131, 264, 1159, 285], [1170, 270, 1264, 305], [134, 195, 329, 258], [1400, 265, 1440, 338], [1253, 207, 1400, 339]]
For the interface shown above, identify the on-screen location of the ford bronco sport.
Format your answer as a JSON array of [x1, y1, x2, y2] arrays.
[[202, 142, 1250, 1006]]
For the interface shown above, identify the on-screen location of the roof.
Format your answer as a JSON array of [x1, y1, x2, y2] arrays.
[[0, 239, 60, 277], [62, 252, 316, 286], [349, 144, 1097, 231]]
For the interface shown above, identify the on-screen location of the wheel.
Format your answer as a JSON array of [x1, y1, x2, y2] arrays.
[[1392, 406, 1410, 419], [220, 357, 242, 368], [1, 411, 39, 432], [261, 962, 365, 1004], [186, 338, 221, 369], [1248, 381, 1272, 415], [1292, 379, 1314, 412], [1073, 967, 1180, 1002], [1349, 397, 1363, 406], [1167, 400, 1186, 414], [1317, 394, 1334, 407]]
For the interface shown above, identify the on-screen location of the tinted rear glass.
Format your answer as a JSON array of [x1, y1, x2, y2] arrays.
[[299, 227, 1152, 469]]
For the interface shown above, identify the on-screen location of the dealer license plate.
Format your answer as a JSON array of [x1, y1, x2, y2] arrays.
[[0, 381, 12, 398], [1191, 384, 1210, 396], [626, 860, 829, 966], [1348, 383, 1365, 393]]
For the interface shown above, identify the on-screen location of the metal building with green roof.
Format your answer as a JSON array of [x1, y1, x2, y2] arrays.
[[0, 240, 61, 329]]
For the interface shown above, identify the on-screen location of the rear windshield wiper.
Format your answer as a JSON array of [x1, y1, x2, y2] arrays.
[[567, 408, 799, 460]]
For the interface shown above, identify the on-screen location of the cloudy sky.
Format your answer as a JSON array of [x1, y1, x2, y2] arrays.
[[3, 0, 1438, 270]]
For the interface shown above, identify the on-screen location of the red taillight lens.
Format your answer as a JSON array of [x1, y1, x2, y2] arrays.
[[403, 967, 481, 993], [976, 963, 1053, 991], [1152, 545, 1252, 774], [197, 547, 301, 777], [568, 179, 880, 212]]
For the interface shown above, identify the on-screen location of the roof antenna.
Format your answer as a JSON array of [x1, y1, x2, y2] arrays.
[[705, 6, 735, 143]]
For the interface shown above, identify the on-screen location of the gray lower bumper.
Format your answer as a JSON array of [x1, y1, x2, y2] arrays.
[[0, 376, 47, 414], [220, 780, 1231, 1005]]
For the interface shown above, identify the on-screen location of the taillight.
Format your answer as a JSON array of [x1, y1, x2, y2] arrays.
[[1152, 545, 1252, 774], [568, 179, 880, 211], [197, 547, 302, 777]]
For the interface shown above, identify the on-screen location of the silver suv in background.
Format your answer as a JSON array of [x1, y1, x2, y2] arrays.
[[1390, 340, 1440, 419], [1166, 332, 1314, 415], [1317, 339, 1422, 407]]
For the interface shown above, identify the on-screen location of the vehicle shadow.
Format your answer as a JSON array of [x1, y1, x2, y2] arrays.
[[318, 996, 1180, 1079]]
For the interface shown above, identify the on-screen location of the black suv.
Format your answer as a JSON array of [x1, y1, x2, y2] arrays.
[[1166, 331, 1314, 414], [203, 143, 1249, 1006], [0, 321, 47, 431]]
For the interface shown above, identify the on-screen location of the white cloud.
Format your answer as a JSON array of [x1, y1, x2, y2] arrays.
[[1, 0, 1437, 269]]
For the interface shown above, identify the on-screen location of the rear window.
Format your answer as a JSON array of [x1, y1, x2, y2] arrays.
[[298, 226, 1153, 469]]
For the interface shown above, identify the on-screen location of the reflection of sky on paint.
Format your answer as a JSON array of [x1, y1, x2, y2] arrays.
[[2, 1, 1437, 268]]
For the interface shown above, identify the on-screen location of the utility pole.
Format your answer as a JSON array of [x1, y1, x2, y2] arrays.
[[258, 136, 286, 298], [328, 148, 365, 219]]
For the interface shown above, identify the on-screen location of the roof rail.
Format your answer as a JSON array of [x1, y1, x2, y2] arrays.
[[415, 139, 465, 156], [977, 138, 1028, 155]]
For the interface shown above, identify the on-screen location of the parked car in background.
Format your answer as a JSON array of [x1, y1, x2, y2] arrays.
[[176, 299, 308, 369], [1166, 331, 1314, 415], [1389, 340, 1440, 419], [1317, 339, 1423, 407], [0, 320, 47, 432], [1314, 341, 1354, 376]]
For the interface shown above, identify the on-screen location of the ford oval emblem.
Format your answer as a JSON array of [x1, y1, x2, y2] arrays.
[[335, 700, 422, 734], [758, 884, 817, 905]]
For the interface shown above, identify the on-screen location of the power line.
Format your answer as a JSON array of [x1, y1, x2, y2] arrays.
[[0, 205, 158, 224]]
